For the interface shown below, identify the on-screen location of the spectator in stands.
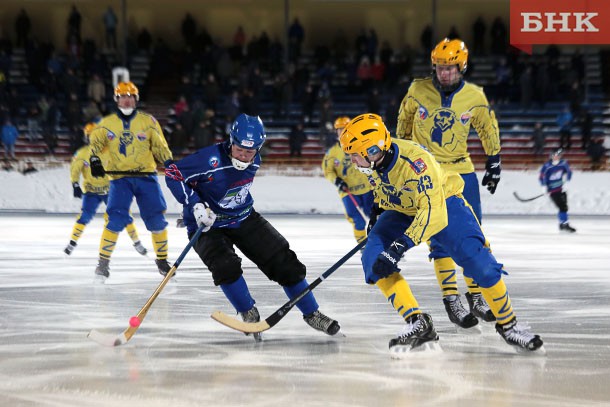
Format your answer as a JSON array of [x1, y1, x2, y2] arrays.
[[301, 83, 316, 123], [27, 105, 40, 142], [289, 121, 306, 157], [43, 98, 59, 154], [288, 18, 304, 62], [420, 25, 433, 54], [586, 138, 606, 171], [494, 57, 511, 105], [83, 98, 102, 123], [367, 87, 381, 115], [203, 73, 220, 111], [137, 28, 153, 54], [169, 122, 188, 155], [1, 118, 18, 160], [65, 92, 83, 152], [519, 65, 534, 110], [472, 17, 486, 55], [557, 106, 573, 150], [67, 6, 82, 42], [532, 122, 546, 156], [87, 74, 106, 113], [490, 17, 508, 55], [103, 6, 118, 50], [15, 9, 31, 47], [579, 110, 593, 150]]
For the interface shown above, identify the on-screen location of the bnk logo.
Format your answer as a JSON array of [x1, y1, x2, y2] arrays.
[[510, 0, 610, 54], [521, 12, 599, 32]]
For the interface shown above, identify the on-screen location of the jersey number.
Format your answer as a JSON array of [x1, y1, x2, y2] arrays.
[[417, 175, 433, 193]]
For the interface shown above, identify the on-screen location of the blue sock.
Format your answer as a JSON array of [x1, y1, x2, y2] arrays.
[[220, 276, 255, 313], [283, 279, 318, 316], [559, 211, 568, 224]]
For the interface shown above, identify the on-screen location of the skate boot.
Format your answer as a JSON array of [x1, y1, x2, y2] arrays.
[[95, 258, 110, 281], [133, 241, 148, 256], [240, 306, 263, 342], [155, 259, 173, 277], [389, 313, 440, 353], [303, 310, 341, 335], [465, 292, 496, 322], [496, 318, 544, 352], [443, 294, 479, 328], [559, 222, 576, 233], [64, 240, 77, 255]]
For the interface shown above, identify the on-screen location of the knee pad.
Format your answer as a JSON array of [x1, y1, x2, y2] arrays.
[[143, 213, 168, 232], [77, 210, 95, 225], [460, 248, 504, 288], [210, 255, 244, 286], [267, 249, 306, 287]]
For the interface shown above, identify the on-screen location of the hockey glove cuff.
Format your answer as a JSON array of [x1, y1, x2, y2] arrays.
[[481, 154, 501, 194]]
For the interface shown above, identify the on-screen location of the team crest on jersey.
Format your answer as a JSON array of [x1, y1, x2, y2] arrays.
[[107, 131, 116, 141], [209, 156, 219, 168], [460, 112, 472, 125], [418, 105, 429, 120], [333, 158, 340, 167], [410, 158, 427, 174], [136, 132, 146, 141]]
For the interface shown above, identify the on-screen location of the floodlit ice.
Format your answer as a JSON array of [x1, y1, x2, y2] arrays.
[[1, 168, 610, 406]]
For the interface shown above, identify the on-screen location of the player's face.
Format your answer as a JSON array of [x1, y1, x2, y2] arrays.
[[231, 145, 257, 162], [435, 64, 461, 87], [350, 153, 371, 168], [116, 94, 137, 109]]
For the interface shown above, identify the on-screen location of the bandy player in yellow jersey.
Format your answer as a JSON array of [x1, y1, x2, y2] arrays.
[[64, 122, 148, 257], [322, 116, 374, 244], [89, 81, 173, 281], [396, 38, 501, 329], [340, 113, 542, 354]]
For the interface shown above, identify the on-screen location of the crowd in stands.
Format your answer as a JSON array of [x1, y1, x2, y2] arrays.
[[0, 7, 607, 169]]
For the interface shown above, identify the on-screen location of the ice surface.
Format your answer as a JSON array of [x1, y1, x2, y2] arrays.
[[1, 214, 609, 407]]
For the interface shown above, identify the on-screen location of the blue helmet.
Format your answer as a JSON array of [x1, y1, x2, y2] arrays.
[[229, 114, 266, 150]]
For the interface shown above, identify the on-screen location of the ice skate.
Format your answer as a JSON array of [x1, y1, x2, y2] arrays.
[[303, 310, 341, 336], [64, 240, 77, 255], [559, 222, 576, 233], [443, 294, 480, 331], [133, 241, 148, 256], [389, 313, 441, 356], [94, 258, 110, 283], [155, 258, 173, 277], [240, 306, 263, 342], [496, 319, 544, 353], [465, 292, 496, 322]]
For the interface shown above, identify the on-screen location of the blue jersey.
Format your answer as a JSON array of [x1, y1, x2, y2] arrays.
[[165, 142, 261, 233], [539, 159, 571, 193]]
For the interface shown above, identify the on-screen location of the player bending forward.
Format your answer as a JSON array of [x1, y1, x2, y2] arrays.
[[165, 113, 340, 341], [340, 113, 543, 354]]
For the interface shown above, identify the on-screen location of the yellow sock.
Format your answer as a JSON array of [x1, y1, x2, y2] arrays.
[[464, 276, 483, 295], [99, 228, 119, 260], [480, 279, 515, 324], [434, 257, 459, 297], [375, 273, 420, 320], [354, 228, 367, 244], [152, 229, 168, 260], [70, 223, 86, 242], [125, 222, 140, 243]]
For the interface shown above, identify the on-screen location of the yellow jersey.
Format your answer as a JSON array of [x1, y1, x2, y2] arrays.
[[70, 145, 110, 194], [89, 111, 172, 177], [396, 78, 500, 174], [322, 142, 372, 198], [369, 139, 465, 245]]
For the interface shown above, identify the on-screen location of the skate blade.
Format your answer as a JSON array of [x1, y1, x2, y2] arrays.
[[453, 324, 482, 335], [390, 341, 443, 359], [245, 332, 263, 342], [513, 344, 547, 356], [93, 275, 108, 284]]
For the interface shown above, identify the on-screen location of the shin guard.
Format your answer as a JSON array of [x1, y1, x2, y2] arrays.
[[375, 273, 420, 321]]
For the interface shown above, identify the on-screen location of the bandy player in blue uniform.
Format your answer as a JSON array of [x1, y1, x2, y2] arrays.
[[539, 149, 576, 233], [165, 114, 340, 341]]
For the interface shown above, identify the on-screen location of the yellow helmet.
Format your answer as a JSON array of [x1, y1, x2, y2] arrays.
[[334, 116, 351, 130], [431, 38, 468, 73], [83, 122, 96, 136], [114, 81, 139, 101], [340, 113, 391, 158]]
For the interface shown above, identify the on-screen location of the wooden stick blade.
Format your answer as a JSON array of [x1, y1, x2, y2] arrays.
[[211, 311, 271, 333]]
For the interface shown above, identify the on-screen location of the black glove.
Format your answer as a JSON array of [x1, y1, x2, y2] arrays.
[[89, 155, 105, 178], [334, 177, 349, 193], [367, 204, 384, 234], [72, 182, 83, 198], [372, 235, 411, 278], [481, 154, 501, 194]]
